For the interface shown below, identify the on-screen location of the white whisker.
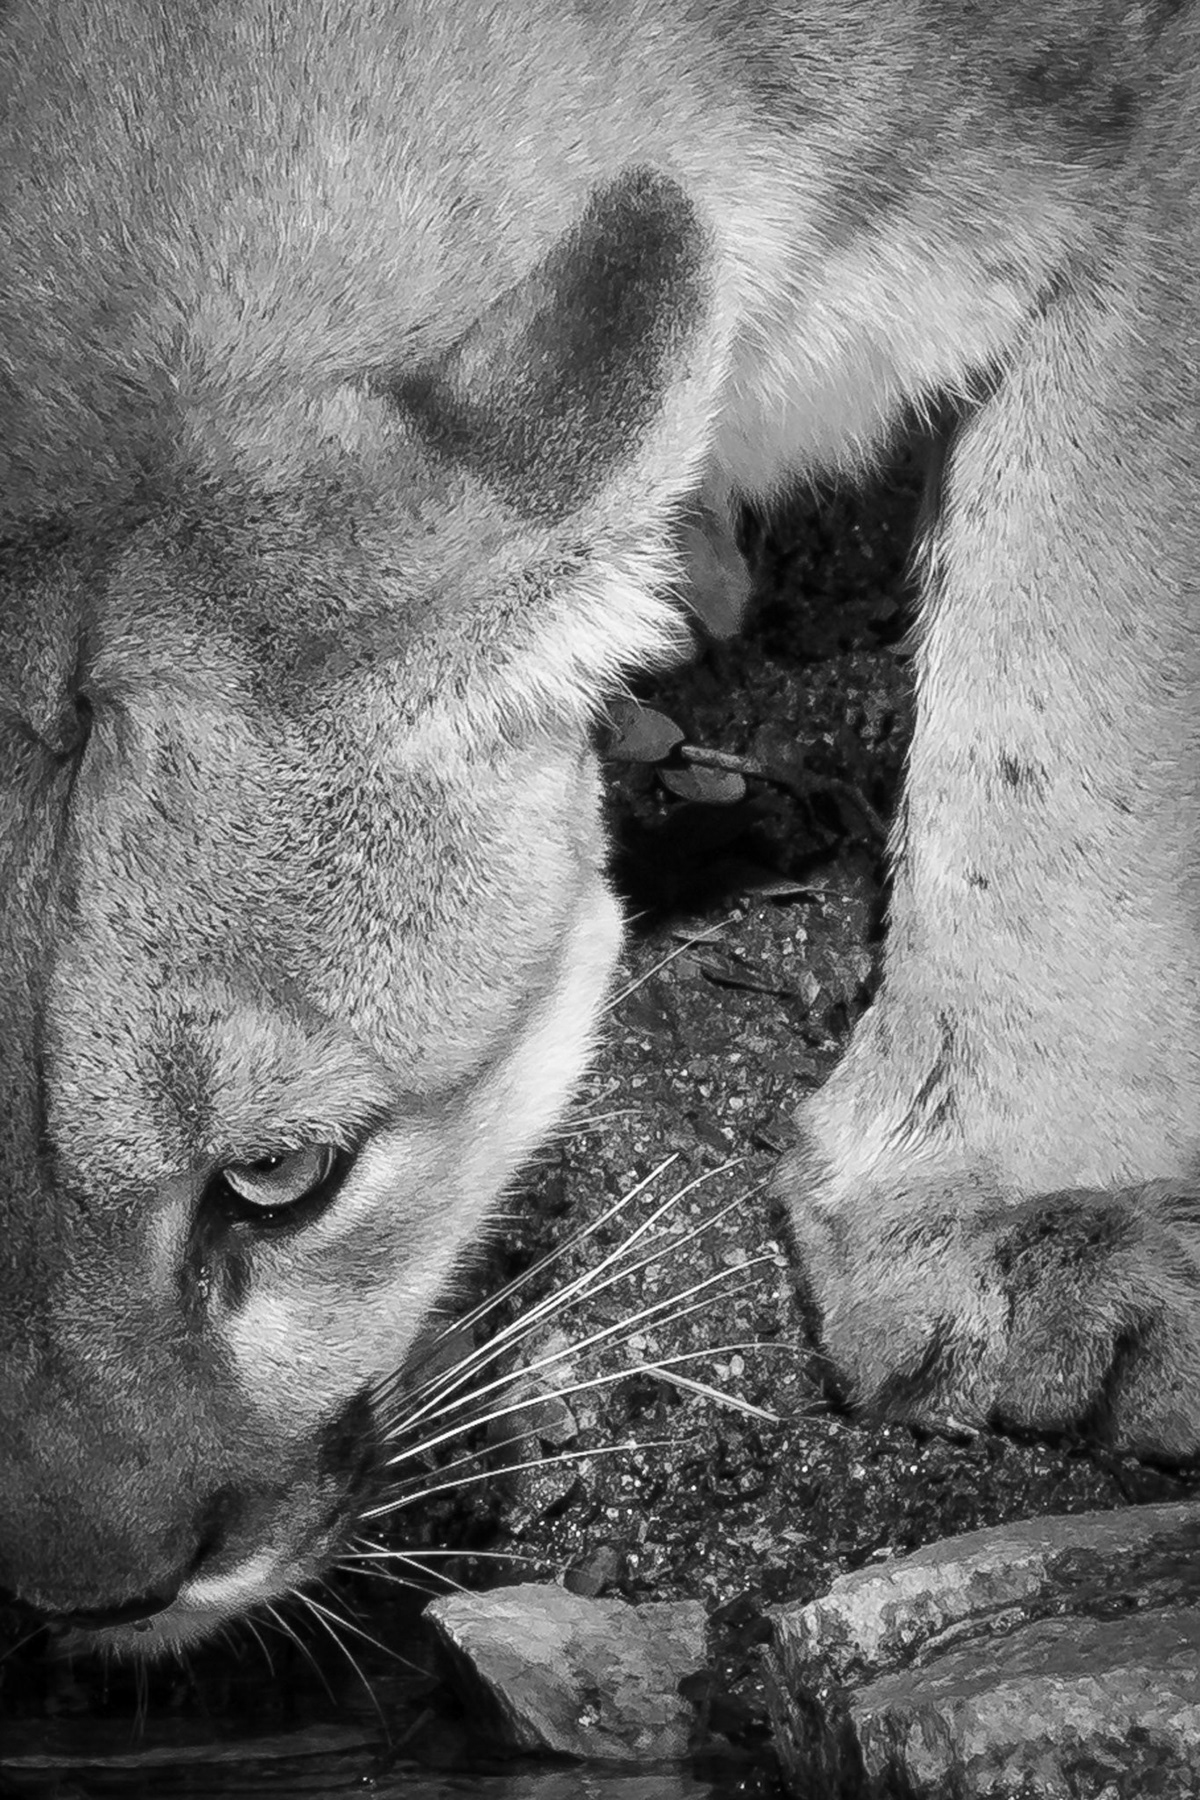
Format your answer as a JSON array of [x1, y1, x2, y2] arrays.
[[343, 1556, 456, 1599], [349, 1543, 549, 1567], [604, 924, 727, 1013], [390, 1329, 781, 1501], [398, 1153, 684, 1378], [383, 1258, 775, 1469], [364, 1437, 676, 1521], [382, 1164, 742, 1440], [636, 1363, 778, 1422], [243, 1616, 277, 1678], [355, 1550, 471, 1595], [262, 1600, 334, 1699], [306, 1585, 393, 1661], [292, 1590, 384, 1713]]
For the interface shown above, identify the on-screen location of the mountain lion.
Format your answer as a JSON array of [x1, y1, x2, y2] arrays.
[[3, 0, 1199, 1655]]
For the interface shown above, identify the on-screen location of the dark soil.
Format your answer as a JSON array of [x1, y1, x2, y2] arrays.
[[4, 442, 1198, 1800]]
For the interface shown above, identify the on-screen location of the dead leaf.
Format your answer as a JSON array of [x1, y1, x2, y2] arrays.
[[661, 766, 747, 805], [603, 700, 685, 763]]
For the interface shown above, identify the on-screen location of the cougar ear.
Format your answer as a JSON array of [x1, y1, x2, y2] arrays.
[[391, 168, 711, 523]]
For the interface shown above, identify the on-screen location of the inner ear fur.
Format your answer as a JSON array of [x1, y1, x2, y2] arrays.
[[390, 167, 711, 525]]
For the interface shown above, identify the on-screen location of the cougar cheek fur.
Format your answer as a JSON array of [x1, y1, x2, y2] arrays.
[[2, 0, 1199, 1653]]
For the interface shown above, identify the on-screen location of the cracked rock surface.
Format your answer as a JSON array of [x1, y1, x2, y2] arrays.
[[768, 1502, 1200, 1798]]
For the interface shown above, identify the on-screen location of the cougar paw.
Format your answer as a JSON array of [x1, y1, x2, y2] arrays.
[[783, 1165, 1200, 1462]]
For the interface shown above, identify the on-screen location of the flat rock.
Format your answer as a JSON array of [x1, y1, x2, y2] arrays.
[[425, 1581, 708, 1762], [768, 1501, 1200, 1797]]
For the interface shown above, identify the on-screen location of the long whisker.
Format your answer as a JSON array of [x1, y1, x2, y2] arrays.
[[382, 1261, 776, 1470], [463, 1170, 752, 1364], [350, 1552, 472, 1596], [377, 1162, 761, 1486], [637, 1363, 778, 1421], [373, 1330, 780, 1525], [292, 1590, 385, 1717], [307, 1584, 394, 1662], [243, 1616, 277, 1679], [261, 1600, 335, 1700], [468, 1181, 764, 1358], [133, 1652, 149, 1734], [381, 1170, 747, 1442], [378, 1329, 771, 1519], [379, 1313, 772, 1511], [378, 1417, 549, 1498], [389, 1152, 685, 1396], [0, 1622, 47, 1665], [342, 1142, 785, 1611], [364, 1437, 678, 1522], [349, 1538, 549, 1568], [343, 1563, 449, 1602], [603, 923, 726, 1013], [337, 1536, 458, 1602], [344, 1561, 463, 1597], [539, 1105, 639, 1138]]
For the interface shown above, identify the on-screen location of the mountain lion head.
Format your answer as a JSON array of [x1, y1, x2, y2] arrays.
[[0, 57, 715, 1654]]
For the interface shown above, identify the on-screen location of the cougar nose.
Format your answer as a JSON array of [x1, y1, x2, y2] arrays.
[[0, 1486, 243, 1629], [61, 1486, 244, 1626]]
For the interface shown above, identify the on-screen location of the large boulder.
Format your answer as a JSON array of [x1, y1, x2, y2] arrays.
[[768, 1501, 1200, 1798]]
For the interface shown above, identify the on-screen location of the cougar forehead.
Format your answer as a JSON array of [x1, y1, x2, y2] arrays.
[[8, 540, 608, 1153]]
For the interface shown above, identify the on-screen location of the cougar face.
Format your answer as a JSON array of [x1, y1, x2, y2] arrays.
[[0, 0, 739, 1643], [0, 485, 630, 1650]]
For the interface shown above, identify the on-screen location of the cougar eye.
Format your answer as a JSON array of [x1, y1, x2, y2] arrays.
[[216, 1144, 348, 1224]]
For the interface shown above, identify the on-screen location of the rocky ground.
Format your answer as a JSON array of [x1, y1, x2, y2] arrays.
[[420, 441, 1200, 1788], [4, 441, 1199, 1800]]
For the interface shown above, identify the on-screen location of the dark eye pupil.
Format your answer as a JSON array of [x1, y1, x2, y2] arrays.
[[211, 1144, 346, 1223]]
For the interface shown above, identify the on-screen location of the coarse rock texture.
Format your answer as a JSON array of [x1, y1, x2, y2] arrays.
[[772, 1502, 1200, 1685], [852, 1612, 1200, 1799], [425, 1582, 708, 1761], [768, 1502, 1200, 1797]]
